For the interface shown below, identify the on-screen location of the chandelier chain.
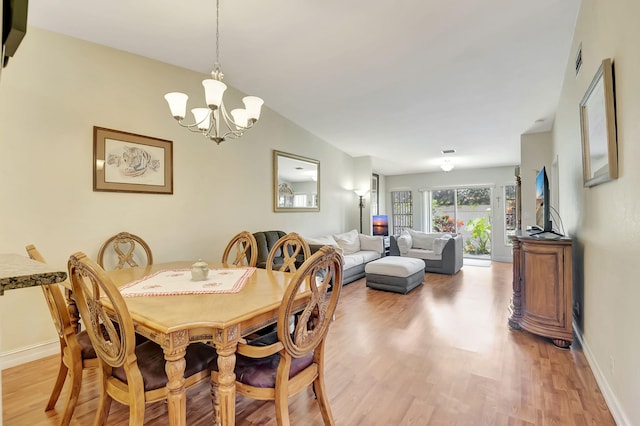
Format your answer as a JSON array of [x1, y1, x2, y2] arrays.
[[215, 0, 220, 72]]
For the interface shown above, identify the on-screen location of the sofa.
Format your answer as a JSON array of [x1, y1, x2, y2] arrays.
[[252, 230, 288, 269], [304, 229, 384, 285], [389, 229, 463, 275]]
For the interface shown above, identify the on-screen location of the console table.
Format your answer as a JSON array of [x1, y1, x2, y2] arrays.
[[0, 253, 67, 295], [508, 233, 573, 348]]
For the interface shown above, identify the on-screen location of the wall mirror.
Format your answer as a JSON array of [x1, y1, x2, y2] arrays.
[[273, 150, 320, 212], [580, 58, 618, 187]]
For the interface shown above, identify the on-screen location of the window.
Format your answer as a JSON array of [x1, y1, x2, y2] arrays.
[[293, 194, 308, 208], [391, 190, 413, 235], [371, 173, 379, 216], [504, 184, 517, 245]]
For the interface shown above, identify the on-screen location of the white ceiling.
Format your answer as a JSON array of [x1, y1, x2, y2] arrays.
[[27, 0, 580, 176]]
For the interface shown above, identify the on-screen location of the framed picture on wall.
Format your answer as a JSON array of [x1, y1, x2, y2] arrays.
[[93, 127, 173, 194]]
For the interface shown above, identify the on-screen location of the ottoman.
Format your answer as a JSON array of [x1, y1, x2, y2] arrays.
[[365, 256, 425, 294]]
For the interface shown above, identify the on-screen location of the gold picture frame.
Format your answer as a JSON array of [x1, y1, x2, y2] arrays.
[[93, 127, 173, 194], [273, 150, 320, 212], [579, 58, 618, 187]]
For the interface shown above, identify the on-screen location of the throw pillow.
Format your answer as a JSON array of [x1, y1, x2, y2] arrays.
[[433, 237, 450, 256], [359, 234, 383, 253], [332, 229, 361, 255], [408, 229, 437, 250], [304, 235, 339, 247], [396, 230, 412, 255]]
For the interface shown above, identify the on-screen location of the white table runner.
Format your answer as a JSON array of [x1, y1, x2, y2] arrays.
[[119, 267, 255, 297]]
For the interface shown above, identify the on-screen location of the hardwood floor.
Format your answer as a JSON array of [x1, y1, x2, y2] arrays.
[[2, 262, 615, 425]]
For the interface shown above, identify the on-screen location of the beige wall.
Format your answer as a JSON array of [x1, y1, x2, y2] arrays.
[[520, 131, 553, 229], [386, 166, 517, 262], [0, 28, 363, 357], [552, 0, 640, 424]]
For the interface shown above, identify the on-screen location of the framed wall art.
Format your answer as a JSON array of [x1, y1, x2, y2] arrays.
[[93, 127, 173, 194], [579, 58, 618, 187]]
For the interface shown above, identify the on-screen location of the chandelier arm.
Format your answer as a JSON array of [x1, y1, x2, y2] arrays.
[[176, 115, 216, 134]]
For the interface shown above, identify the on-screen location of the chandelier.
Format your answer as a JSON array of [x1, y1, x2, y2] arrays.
[[164, 0, 264, 144]]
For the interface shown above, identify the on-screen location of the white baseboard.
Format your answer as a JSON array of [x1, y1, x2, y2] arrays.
[[0, 340, 59, 370], [491, 256, 512, 263], [573, 322, 630, 426]]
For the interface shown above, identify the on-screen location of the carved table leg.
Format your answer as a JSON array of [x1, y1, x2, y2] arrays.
[[213, 344, 237, 426], [164, 343, 188, 426]]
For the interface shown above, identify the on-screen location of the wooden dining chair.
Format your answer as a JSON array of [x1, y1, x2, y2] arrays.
[[67, 252, 217, 425], [26, 244, 100, 426], [97, 231, 153, 270], [210, 245, 343, 425], [266, 232, 311, 273], [221, 230, 258, 267]]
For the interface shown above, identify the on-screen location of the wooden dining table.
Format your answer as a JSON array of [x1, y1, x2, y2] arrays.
[[64, 261, 308, 426]]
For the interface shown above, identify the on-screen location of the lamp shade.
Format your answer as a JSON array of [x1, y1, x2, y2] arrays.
[[191, 108, 211, 130], [202, 79, 227, 108], [164, 92, 189, 119], [230, 109, 248, 128], [354, 189, 368, 197], [243, 96, 264, 121]]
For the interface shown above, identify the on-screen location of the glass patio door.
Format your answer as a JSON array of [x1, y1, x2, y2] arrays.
[[427, 187, 492, 258]]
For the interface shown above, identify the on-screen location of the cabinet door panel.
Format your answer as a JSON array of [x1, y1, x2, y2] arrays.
[[522, 247, 565, 327]]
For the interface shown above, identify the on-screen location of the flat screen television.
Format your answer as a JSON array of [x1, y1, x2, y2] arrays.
[[2, 0, 28, 68], [372, 215, 389, 236], [534, 167, 553, 234]]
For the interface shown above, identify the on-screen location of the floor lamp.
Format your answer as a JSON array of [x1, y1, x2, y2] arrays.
[[354, 189, 368, 234]]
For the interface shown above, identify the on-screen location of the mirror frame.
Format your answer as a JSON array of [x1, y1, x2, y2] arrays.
[[273, 150, 320, 212], [580, 58, 618, 187]]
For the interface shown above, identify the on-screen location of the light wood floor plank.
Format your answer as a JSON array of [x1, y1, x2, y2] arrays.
[[2, 261, 615, 425]]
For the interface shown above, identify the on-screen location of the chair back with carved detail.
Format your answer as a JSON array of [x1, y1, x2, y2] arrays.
[[266, 232, 311, 273], [221, 231, 258, 267], [97, 231, 153, 270], [26, 244, 98, 426], [210, 245, 342, 425], [68, 252, 216, 425]]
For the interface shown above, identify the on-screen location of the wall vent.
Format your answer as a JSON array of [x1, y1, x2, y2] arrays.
[[575, 44, 582, 76]]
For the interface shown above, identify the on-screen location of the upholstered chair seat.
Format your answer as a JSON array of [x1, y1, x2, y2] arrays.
[[112, 341, 216, 392], [210, 331, 313, 389]]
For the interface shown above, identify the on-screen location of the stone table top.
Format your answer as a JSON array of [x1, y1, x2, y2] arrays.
[[0, 253, 67, 295]]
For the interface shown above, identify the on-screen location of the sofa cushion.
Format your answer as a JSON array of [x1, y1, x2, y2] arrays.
[[360, 250, 382, 263], [408, 229, 438, 250], [342, 253, 363, 270], [333, 229, 361, 255], [406, 247, 441, 261], [396, 230, 412, 254], [433, 236, 452, 256], [359, 234, 383, 253]]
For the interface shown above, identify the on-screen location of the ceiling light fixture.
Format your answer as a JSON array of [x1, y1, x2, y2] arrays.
[[164, 0, 263, 144], [441, 159, 454, 172]]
